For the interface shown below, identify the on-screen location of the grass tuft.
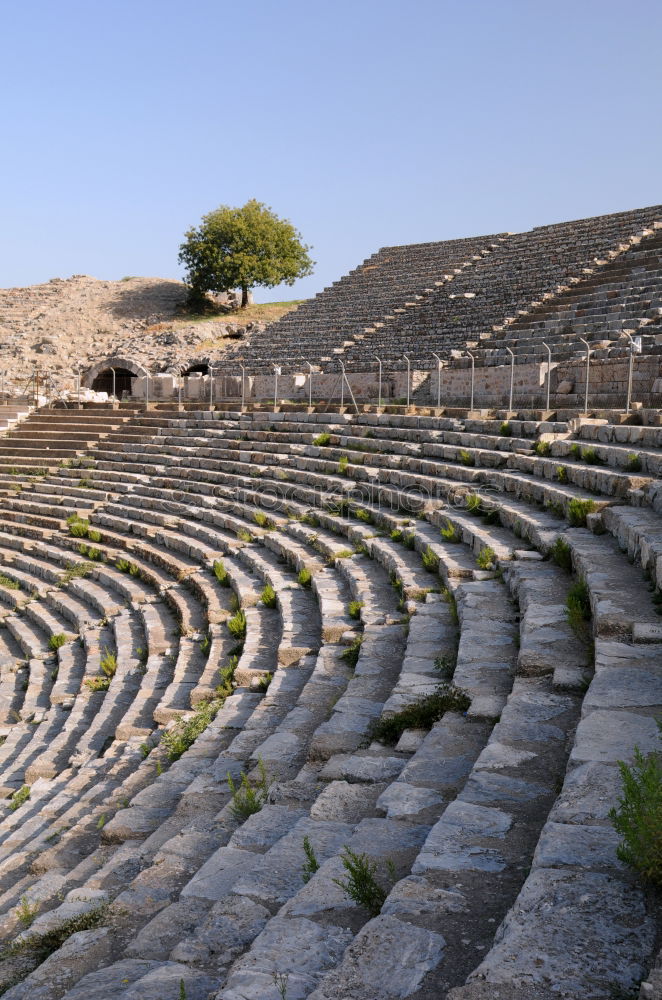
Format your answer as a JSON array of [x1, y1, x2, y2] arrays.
[[370, 682, 470, 745]]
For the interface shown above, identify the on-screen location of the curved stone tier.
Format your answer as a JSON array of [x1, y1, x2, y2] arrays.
[[0, 405, 657, 1000]]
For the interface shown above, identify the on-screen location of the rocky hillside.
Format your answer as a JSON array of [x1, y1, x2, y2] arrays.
[[0, 275, 300, 392]]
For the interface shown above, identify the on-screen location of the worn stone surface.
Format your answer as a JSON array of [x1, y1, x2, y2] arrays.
[[465, 869, 655, 998]]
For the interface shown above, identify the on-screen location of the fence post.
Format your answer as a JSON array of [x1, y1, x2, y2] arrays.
[[273, 365, 280, 412], [240, 364, 246, 410], [374, 356, 383, 409], [466, 351, 475, 411], [578, 338, 591, 414], [542, 343, 552, 411], [506, 347, 515, 412], [622, 331, 638, 414], [432, 353, 442, 409], [306, 362, 313, 408]]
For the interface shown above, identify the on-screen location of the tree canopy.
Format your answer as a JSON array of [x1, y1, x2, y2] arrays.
[[178, 199, 314, 308]]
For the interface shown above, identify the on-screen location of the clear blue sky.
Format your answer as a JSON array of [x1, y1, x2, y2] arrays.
[[2, 0, 660, 300]]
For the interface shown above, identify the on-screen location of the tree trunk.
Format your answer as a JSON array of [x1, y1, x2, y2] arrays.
[[241, 286, 249, 308]]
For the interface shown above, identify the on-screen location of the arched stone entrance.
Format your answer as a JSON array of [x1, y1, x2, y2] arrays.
[[181, 362, 209, 376], [82, 357, 149, 399]]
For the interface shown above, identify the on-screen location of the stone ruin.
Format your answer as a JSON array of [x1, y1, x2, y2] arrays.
[[0, 207, 655, 998]]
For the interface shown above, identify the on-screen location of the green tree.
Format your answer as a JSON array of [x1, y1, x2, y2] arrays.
[[178, 199, 314, 308]]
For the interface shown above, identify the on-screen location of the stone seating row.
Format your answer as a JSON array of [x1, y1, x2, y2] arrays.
[[0, 407, 658, 996]]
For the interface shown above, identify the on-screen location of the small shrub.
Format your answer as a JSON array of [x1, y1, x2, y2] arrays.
[[569, 442, 582, 460], [100, 648, 117, 677], [302, 835, 319, 883], [341, 635, 363, 668], [213, 560, 231, 587], [0, 574, 19, 590], [458, 449, 475, 467], [332, 847, 395, 918], [313, 432, 331, 446], [302, 511, 320, 527], [581, 446, 602, 465], [253, 511, 274, 530], [255, 672, 273, 693], [335, 548, 353, 559], [261, 583, 277, 608], [162, 699, 221, 761], [348, 599, 364, 620], [79, 544, 104, 561], [476, 546, 496, 570], [2, 905, 108, 963], [84, 676, 110, 692], [67, 517, 89, 538], [402, 532, 416, 550], [390, 529, 403, 542], [60, 560, 94, 585], [87, 529, 102, 543], [77, 477, 92, 489], [227, 608, 247, 640], [338, 455, 350, 476], [566, 579, 591, 636], [499, 421, 513, 437], [434, 654, 456, 680], [421, 545, 440, 573], [567, 497, 597, 527], [626, 452, 642, 473], [465, 493, 482, 516], [441, 585, 459, 625], [48, 633, 67, 652], [440, 519, 461, 543], [273, 973, 289, 1000], [550, 537, 573, 573], [609, 723, 662, 887], [227, 759, 270, 820], [298, 567, 312, 588], [534, 440, 552, 457], [371, 682, 470, 745], [16, 896, 39, 928], [200, 633, 210, 657], [9, 785, 30, 811], [556, 465, 568, 484], [354, 507, 373, 524], [236, 528, 253, 543]]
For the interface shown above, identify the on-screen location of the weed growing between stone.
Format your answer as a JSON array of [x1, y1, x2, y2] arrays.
[[213, 560, 231, 586], [332, 847, 396, 917], [16, 897, 39, 929], [301, 835, 319, 883], [1, 905, 108, 963], [567, 498, 596, 527], [440, 519, 462, 543], [610, 721, 662, 887], [9, 785, 30, 812], [422, 545, 440, 573], [227, 759, 270, 820], [371, 682, 470, 745], [341, 635, 363, 668], [476, 546, 496, 570], [550, 537, 573, 573]]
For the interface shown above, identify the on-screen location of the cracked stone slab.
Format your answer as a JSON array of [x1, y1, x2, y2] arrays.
[[465, 869, 655, 998], [308, 914, 446, 1000]]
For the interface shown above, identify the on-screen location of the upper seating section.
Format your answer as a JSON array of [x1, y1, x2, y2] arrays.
[[231, 204, 662, 372], [226, 233, 506, 367], [342, 204, 662, 365]]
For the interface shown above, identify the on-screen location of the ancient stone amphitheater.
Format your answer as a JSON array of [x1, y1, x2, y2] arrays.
[[0, 205, 659, 1000]]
